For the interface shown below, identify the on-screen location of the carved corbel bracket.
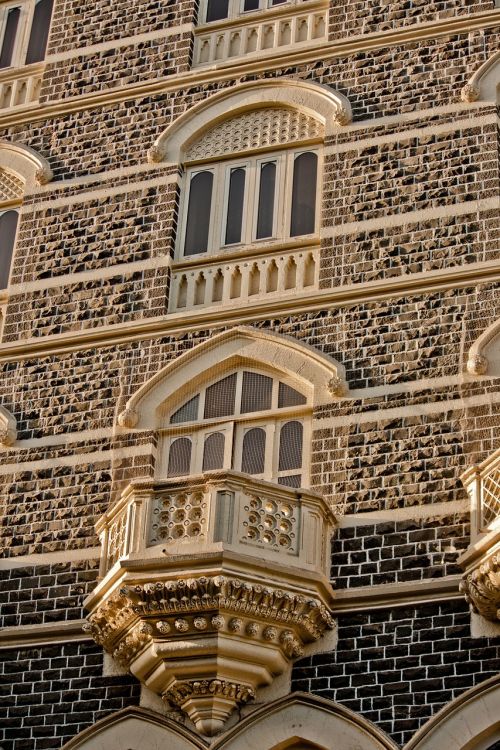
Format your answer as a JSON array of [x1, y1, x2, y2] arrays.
[[0, 405, 17, 447]]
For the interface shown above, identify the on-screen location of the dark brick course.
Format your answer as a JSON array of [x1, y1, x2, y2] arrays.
[[291, 600, 500, 746]]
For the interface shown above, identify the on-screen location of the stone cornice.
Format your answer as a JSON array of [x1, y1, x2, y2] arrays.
[[0, 620, 90, 649], [1, 10, 499, 128], [1, 259, 498, 362], [331, 576, 463, 613], [0, 577, 464, 650]]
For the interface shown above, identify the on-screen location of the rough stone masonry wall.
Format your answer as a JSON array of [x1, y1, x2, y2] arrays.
[[329, 0, 495, 37]]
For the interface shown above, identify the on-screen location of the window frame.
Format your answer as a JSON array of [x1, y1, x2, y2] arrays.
[[203, 0, 295, 24], [158, 367, 312, 486], [178, 145, 320, 260], [0, 0, 51, 69]]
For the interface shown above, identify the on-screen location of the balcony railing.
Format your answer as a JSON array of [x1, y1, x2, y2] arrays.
[[193, 0, 327, 67], [96, 470, 330, 577], [169, 245, 319, 313], [459, 449, 500, 623], [0, 63, 44, 111], [461, 448, 500, 540], [86, 471, 335, 734]]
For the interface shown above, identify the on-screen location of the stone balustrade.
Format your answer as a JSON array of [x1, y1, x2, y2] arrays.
[[0, 63, 44, 110], [194, 2, 327, 66], [85, 471, 335, 735], [169, 245, 318, 313], [459, 450, 500, 623]]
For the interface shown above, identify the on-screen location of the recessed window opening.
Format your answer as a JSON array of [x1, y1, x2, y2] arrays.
[[205, 0, 292, 23], [0, 0, 54, 69], [161, 368, 310, 486], [181, 146, 319, 258]]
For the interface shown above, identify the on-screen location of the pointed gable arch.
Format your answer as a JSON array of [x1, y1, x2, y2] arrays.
[[461, 50, 500, 103], [117, 326, 348, 429], [216, 693, 398, 750], [60, 706, 205, 750], [404, 674, 500, 750], [147, 79, 352, 165], [0, 140, 53, 188]]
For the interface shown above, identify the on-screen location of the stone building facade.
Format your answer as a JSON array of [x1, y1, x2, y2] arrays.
[[0, 0, 499, 748]]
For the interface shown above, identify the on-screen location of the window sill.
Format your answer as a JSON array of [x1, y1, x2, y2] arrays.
[[174, 235, 319, 270]]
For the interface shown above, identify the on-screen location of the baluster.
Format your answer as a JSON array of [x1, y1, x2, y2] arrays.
[[276, 256, 287, 292], [221, 265, 232, 304], [295, 253, 305, 291], [185, 272, 196, 309], [240, 263, 250, 300]]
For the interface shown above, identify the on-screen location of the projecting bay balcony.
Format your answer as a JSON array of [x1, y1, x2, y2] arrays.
[[193, 0, 327, 67], [459, 449, 500, 623], [0, 62, 44, 110], [169, 242, 319, 314], [84, 471, 335, 735]]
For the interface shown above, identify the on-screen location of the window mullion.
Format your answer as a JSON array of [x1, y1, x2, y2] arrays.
[[209, 163, 223, 254], [265, 421, 276, 481], [281, 150, 294, 241]]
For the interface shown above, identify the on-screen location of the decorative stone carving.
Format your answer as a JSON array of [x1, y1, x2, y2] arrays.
[[460, 550, 500, 622], [332, 106, 352, 126], [0, 405, 17, 448], [327, 376, 349, 398], [186, 107, 324, 162], [84, 473, 335, 736], [461, 83, 480, 103], [117, 408, 139, 428], [166, 680, 255, 737], [459, 451, 500, 623], [467, 355, 488, 376], [35, 166, 52, 186], [147, 145, 163, 164]]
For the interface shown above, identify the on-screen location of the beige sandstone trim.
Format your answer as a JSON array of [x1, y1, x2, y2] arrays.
[[338, 499, 470, 527], [467, 317, 500, 376], [314, 389, 500, 431], [9, 255, 172, 295], [461, 49, 500, 103], [0, 546, 101, 569], [332, 577, 463, 613], [0, 444, 155, 474], [0, 387, 495, 464], [0, 620, 90, 649], [149, 79, 351, 164], [0, 140, 52, 188], [22, 172, 179, 211], [324, 112, 499, 155], [1, 259, 498, 362], [0, 10, 497, 129], [323, 197, 499, 238], [45, 24, 194, 63]]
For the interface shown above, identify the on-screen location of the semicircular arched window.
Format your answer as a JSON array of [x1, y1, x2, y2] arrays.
[[161, 368, 310, 488]]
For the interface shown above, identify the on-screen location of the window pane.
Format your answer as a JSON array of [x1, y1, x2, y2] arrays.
[[204, 373, 237, 419], [167, 437, 192, 477], [278, 474, 301, 488], [241, 427, 266, 475], [0, 210, 19, 288], [278, 421, 303, 471], [241, 372, 272, 413], [225, 168, 245, 245], [170, 395, 199, 424], [243, 0, 259, 10], [202, 432, 225, 471], [184, 171, 213, 256], [256, 161, 276, 239], [290, 152, 317, 237], [278, 382, 306, 408], [0, 7, 20, 68], [25, 0, 54, 64], [206, 0, 229, 21]]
